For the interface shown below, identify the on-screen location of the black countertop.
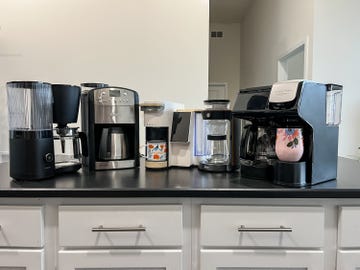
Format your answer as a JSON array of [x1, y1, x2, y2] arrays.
[[1, 158, 360, 198]]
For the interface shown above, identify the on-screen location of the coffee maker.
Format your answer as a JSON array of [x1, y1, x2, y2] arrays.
[[7, 81, 55, 180], [198, 99, 241, 172], [140, 101, 184, 169], [170, 109, 203, 167], [233, 80, 343, 186], [82, 86, 139, 170], [52, 84, 86, 174]]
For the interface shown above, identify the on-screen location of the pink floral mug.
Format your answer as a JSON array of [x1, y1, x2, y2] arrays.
[[275, 128, 304, 162]]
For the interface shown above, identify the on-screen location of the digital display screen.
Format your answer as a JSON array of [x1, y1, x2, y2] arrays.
[[109, 90, 121, 97], [171, 112, 191, 142]]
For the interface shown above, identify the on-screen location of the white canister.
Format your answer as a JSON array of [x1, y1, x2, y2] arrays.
[[146, 140, 167, 162]]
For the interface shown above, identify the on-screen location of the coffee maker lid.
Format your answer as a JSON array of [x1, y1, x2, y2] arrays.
[[140, 102, 165, 112], [6, 81, 51, 88]]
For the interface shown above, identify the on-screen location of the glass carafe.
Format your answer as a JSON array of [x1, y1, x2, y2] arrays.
[[203, 119, 229, 164], [199, 99, 231, 171], [53, 127, 84, 173]]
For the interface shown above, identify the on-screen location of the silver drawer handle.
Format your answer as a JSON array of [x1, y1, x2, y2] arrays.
[[92, 225, 146, 232], [238, 225, 292, 232]]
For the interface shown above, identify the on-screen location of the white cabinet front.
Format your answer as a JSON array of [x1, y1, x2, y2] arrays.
[[201, 250, 323, 270], [0, 249, 44, 270], [337, 250, 360, 270], [58, 249, 182, 270]]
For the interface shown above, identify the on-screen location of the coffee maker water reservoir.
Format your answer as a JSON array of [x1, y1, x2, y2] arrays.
[[7, 81, 55, 180]]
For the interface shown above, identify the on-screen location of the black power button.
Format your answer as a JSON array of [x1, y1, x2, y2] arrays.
[[44, 153, 54, 163]]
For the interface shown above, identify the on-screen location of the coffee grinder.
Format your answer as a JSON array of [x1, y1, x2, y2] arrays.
[[82, 86, 139, 170], [233, 80, 343, 186], [7, 81, 55, 180], [140, 101, 184, 169]]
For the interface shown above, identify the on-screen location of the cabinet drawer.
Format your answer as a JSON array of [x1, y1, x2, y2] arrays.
[[0, 249, 44, 270], [0, 206, 44, 247], [338, 206, 360, 248], [201, 249, 324, 270], [337, 250, 360, 270], [58, 249, 182, 270], [201, 205, 324, 248], [59, 205, 183, 247]]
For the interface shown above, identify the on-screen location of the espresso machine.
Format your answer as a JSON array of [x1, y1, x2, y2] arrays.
[[82, 86, 139, 170], [52, 84, 86, 174], [7, 81, 55, 180], [140, 101, 183, 169], [233, 80, 343, 186], [198, 99, 240, 172]]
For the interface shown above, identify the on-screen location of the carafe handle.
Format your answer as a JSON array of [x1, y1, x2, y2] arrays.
[[78, 132, 88, 157], [240, 125, 256, 159]]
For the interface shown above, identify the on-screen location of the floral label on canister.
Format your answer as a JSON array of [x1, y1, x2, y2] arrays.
[[275, 128, 304, 162], [147, 141, 167, 162]]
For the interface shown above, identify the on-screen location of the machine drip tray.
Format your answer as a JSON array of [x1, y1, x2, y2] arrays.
[[274, 160, 306, 187], [240, 160, 274, 181]]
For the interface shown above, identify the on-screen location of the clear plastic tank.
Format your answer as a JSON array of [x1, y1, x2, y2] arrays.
[[7, 81, 53, 131]]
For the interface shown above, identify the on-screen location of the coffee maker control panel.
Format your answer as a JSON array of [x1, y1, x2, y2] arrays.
[[94, 88, 135, 106]]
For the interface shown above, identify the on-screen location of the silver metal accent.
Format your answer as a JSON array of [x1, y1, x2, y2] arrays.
[[99, 128, 128, 160], [93, 88, 136, 124], [238, 225, 292, 232], [95, 159, 135, 170], [92, 225, 146, 232]]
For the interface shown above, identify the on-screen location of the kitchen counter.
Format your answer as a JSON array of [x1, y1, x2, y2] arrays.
[[0, 157, 360, 198]]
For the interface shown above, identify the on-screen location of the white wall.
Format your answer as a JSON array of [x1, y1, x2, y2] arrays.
[[312, 0, 360, 158], [0, 0, 209, 152], [209, 23, 241, 107], [240, 0, 314, 88]]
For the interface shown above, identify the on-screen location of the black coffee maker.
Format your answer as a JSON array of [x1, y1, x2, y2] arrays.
[[233, 80, 343, 187], [52, 84, 86, 174]]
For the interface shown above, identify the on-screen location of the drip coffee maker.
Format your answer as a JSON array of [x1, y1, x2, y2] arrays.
[[233, 80, 343, 186], [82, 86, 139, 170], [7, 81, 55, 180], [52, 84, 86, 174], [198, 100, 235, 172]]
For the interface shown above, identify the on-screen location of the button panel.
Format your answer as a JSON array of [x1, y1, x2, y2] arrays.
[[94, 88, 135, 106]]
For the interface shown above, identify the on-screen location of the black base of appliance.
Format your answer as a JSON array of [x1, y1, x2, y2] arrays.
[[274, 160, 306, 187], [198, 162, 231, 172], [240, 160, 274, 181], [9, 131, 55, 180], [55, 162, 82, 174]]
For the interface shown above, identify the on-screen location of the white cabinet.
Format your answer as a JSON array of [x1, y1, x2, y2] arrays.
[[59, 249, 182, 270], [59, 205, 183, 247], [58, 205, 183, 270], [201, 249, 323, 270], [337, 207, 360, 270], [0, 249, 44, 270], [200, 205, 325, 270], [0, 206, 44, 270], [337, 250, 360, 270]]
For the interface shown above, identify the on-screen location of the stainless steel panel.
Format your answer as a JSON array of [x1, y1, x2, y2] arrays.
[[95, 160, 136, 170], [93, 88, 136, 124], [94, 105, 135, 124]]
